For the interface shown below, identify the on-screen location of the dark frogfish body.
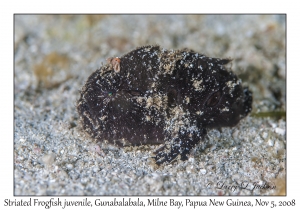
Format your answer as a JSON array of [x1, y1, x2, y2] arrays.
[[77, 45, 252, 165]]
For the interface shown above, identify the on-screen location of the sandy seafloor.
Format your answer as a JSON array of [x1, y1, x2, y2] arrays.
[[14, 15, 286, 195]]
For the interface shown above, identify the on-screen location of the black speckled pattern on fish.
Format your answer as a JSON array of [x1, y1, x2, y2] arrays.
[[77, 45, 252, 165]]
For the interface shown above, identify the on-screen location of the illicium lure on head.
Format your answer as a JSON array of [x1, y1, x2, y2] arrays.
[[77, 45, 252, 165]]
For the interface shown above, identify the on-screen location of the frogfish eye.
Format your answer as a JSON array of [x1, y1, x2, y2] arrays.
[[98, 90, 115, 98], [205, 90, 222, 107]]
